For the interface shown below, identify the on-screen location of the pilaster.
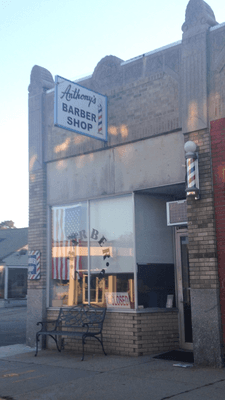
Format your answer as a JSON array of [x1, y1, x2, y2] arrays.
[[182, 1, 223, 367], [26, 66, 54, 347]]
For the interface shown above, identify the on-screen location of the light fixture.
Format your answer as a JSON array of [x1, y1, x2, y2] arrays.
[[184, 141, 200, 200]]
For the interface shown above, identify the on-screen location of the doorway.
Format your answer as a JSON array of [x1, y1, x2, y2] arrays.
[[175, 228, 193, 350]]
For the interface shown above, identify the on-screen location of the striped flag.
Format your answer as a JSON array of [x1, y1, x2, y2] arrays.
[[52, 205, 81, 280], [65, 206, 81, 239]]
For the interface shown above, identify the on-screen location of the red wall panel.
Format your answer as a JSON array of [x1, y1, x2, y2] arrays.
[[210, 118, 225, 343]]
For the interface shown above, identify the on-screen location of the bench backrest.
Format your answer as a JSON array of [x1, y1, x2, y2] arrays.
[[55, 304, 106, 333]]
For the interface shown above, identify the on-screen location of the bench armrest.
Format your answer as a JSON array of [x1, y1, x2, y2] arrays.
[[82, 323, 89, 332], [36, 320, 58, 330]]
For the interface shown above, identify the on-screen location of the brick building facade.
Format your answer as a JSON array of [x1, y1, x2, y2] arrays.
[[27, 0, 225, 367]]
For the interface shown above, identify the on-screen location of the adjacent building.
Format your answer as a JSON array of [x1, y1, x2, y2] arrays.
[[27, 0, 225, 367], [0, 228, 28, 307]]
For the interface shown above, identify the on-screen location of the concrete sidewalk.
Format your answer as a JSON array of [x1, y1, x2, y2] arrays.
[[0, 345, 225, 400]]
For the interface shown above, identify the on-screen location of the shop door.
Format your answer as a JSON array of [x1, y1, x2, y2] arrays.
[[175, 229, 193, 350]]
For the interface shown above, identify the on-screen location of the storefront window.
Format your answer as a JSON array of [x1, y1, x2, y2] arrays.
[[50, 195, 135, 309], [138, 264, 175, 308], [8, 268, 27, 299], [51, 202, 88, 307], [89, 196, 134, 309]]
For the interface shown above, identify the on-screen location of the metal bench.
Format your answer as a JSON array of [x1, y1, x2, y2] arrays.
[[35, 304, 107, 361]]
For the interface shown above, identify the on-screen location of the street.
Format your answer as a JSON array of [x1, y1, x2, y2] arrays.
[[0, 307, 26, 347]]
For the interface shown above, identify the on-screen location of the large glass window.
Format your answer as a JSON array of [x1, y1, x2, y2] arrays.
[[0, 266, 4, 299], [50, 195, 135, 309], [89, 196, 134, 308], [8, 268, 27, 299], [51, 202, 88, 307]]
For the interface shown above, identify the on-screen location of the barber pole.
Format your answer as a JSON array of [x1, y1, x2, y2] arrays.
[[28, 250, 40, 280], [184, 141, 200, 199], [187, 158, 196, 191], [185, 156, 199, 198], [98, 103, 103, 134]]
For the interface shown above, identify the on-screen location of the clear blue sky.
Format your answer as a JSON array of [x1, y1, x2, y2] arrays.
[[0, 0, 223, 228]]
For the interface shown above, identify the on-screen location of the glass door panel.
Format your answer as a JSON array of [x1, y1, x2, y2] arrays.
[[180, 236, 193, 344], [176, 230, 193, 350]]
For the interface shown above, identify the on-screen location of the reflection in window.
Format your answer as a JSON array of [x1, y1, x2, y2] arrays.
[[138, 264, 175, 308], [51, 203, 88, 307], [8, 268, 27, 299], [180, 236, 192, 343], [0, 266, 4, 299], [90, 196, 135, 309], [50, 196, 135, 309]]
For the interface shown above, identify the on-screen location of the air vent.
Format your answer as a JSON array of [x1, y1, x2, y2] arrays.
[[166, 200, 187, 226]]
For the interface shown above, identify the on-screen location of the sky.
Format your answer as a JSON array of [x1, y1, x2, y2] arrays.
[[0, 0, 224, 228]]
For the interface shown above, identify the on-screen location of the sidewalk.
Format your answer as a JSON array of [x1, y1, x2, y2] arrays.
[[0, 345, 225, 400]]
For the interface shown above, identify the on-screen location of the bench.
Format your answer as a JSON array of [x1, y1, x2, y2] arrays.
[[35, 304, 107, 361]]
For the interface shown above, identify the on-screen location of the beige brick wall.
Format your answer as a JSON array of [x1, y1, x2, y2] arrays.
[[28, 167, 47, 290], [107, 74, 180, 145], [185, 129, 219, 290], [46, 310, 179, 357]]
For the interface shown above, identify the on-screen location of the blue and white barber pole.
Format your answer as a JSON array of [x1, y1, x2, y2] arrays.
[[28, 250, 41, 280], [184, 141, 200, 199], [98, 103, 103, 135]]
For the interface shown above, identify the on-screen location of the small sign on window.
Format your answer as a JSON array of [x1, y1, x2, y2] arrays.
[[28, 250, 40, 280], [105, 292, 130, 309]]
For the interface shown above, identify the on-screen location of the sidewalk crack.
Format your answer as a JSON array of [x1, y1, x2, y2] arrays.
[[161, 378, 225, 399]]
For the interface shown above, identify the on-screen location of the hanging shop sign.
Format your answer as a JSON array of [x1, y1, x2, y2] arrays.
[[54, 75, 107, 142], [28, 250, 40, 280]]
